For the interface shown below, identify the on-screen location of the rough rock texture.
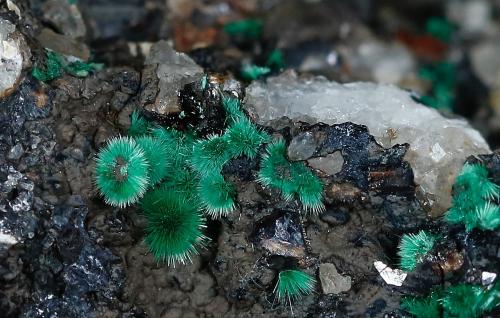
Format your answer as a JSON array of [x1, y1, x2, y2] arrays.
[[140, 40, 204, 117], [244, 72, 491, 215], [42, 0, 87, 39], [0, 17, 30, 99], [19, 206, 124, 318], [208, 118, 431, 317], [1, 1, 499, 317], [37, 28, 90, 61], [319, 263, 352, 294], [0, 68, 143, 317]]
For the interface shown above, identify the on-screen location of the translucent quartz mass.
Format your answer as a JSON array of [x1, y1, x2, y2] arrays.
[[0, 18, 24, 98], [244, 72, 491, 215]]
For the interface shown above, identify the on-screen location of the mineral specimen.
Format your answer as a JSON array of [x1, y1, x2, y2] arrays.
[[0, 18, 29, 99], [319, 263, 352, 294], [140, 40, 204, 116], [373, 261, 408, 287], [244, 72, 491, 214], [42, 0, 86, 39]]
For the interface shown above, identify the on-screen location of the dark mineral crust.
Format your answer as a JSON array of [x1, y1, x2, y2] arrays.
[[1, 1, 499, 318]]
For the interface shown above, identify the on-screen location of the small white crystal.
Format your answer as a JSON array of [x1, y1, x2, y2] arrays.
[[7, 0, 21, 19], [482, 271, 497, 285], [0, 232, 18, 246], [373, 261, 407, 286], [430, 143, 447, 162], [244, 72, 491, 215]]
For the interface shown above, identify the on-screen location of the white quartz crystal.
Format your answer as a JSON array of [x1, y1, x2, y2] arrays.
[[0, 18, 28, 99], [0, 231, 18, 247], [373, 261, 407, 287], [481, 271, 497, 286], [244, 72, 491, 215]]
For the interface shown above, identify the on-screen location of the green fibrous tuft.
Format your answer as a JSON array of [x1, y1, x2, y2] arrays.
[[398, 230, 436, 271], [190, 135, 232, 175], [162, 167, 199, 199], [151, 127, 195, 164], [128, 111, 150, 137], [446, 192, 476, 226], [151, 126, 187, 149], [225, 117, 269, 159], [95, 136, 150, 207], [401, 291, 441, 318], [441, 284, 484, 318], [141, 185, 207, 265], [291, 163, 325, 214], [445, 163, 500, 231], [135, 136, 169, 185], [259, 140, 324, 213], [402, 283, 499, 318], [259, 139, 293, 189], [222, 96, 245, 124], [274, 269, 316, 303], [198, 172, 236, 218], [454, 164, 500, 200], [481, 281, 500, 312], [474, 202, 500, 231], [241, 64, 271, 81]]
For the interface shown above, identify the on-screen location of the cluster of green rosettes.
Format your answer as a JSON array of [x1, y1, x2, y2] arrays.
[[398, 163, 500, 272], [95, 95, 325, 267], [259, 140, 325, 214], [397, 163, 500, 317], [445, 163, 500, 231], [402, 282, 499, 318]]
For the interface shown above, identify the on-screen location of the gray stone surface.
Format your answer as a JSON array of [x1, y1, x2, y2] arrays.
[[287, 131, 318, 160], [307, 152, 344, 176], [42, 0, 86, 39], [319, 263, 352, 294], [140, 41, 204, 116], [7, 144, 24, 161], [37, 28, 90, 60]]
